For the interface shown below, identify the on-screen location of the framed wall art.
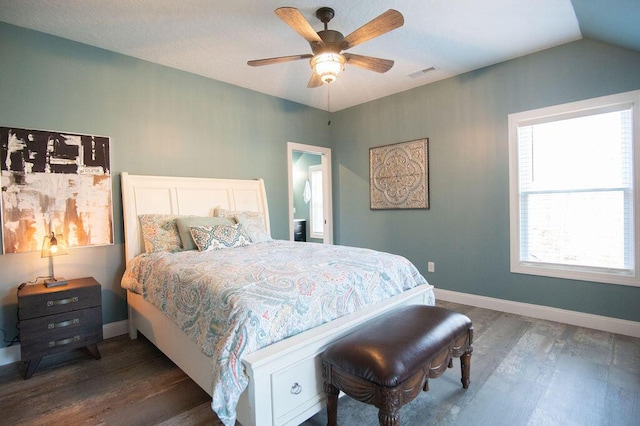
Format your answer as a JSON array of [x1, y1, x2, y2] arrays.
[[1, 127, 113, 254], [369, 138, 429, 210]]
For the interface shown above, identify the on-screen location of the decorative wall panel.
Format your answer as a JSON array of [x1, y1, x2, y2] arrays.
[[0, 127, 113, 253], [370, 138, 429, 210]]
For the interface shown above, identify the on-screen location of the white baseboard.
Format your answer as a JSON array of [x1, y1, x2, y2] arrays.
[[435, 289, 640, 338], [103, 319, 129, 340], [0, 319, 129, 367], [0, 344, 20, 367]]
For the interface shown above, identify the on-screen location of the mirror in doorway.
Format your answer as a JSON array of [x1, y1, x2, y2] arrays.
[[292, 151, 323, 243]]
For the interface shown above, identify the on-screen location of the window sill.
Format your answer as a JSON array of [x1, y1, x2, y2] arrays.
[[511, 261, 640, 287]]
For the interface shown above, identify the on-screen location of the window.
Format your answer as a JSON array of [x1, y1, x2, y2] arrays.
[[309, 164, 324, 238], [509, 90, 640, 286]]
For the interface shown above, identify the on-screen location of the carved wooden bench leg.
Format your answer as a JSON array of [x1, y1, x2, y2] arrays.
[[460, 347, 472, 389], [378, 408, 400, 426], [376, 386, 402, 426], [325, 382, 339, 426]]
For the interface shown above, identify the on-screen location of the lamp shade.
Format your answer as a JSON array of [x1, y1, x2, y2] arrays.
[[311, 53, 345, 84], [41, 232, 69, 258]]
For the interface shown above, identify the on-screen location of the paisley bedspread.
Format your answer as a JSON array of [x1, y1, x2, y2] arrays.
[[121, 240, 432, 425]]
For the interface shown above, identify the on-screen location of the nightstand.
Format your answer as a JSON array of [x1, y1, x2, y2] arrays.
[[18, 277, 103, 379]]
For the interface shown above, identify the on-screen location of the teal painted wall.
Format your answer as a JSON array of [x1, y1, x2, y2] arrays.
[[0, 23, 329, 342], [1, 21, 639, 349], [330, 39, 640, 322]]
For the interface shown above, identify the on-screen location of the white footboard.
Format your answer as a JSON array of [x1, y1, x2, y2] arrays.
[[128, 284, 434, 425]]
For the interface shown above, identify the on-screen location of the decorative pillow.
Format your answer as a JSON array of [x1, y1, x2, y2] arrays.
[[189, 223, 252, 251], [234, 213, 273, 243], [215, 208, 272, 243], [176, 216, 236, 251], [138, 214, 185, 253]]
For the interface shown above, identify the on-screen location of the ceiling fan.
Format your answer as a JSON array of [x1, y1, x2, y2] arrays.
[[247, 7, 404, 88]]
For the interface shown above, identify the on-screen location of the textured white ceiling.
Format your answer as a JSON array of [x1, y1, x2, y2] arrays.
[[0, 0, 582, 111]]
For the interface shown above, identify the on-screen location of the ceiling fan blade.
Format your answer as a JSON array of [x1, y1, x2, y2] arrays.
[[307, 73, 323, 88], [247, 54, 313, 67], [344, 53, 394, 73], [275, 7, 324, 46], [341, 9, 404, 50]]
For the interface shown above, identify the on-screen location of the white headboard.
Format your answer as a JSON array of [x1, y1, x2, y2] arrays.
[[121, 172, 270, 264]]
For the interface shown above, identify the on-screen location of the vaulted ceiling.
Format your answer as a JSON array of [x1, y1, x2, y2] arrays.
[[1, 0, 638, 111]]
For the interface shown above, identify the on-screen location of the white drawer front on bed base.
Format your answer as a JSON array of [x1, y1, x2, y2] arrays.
[[240, 286, 435, 426], [271, 354, 324, 424]]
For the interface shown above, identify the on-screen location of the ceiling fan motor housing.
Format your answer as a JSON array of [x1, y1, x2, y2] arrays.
[[311, 30, 344, 55]]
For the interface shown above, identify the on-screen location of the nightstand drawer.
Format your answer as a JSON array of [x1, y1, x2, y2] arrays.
[[20, 322, 103, 360], [20, 306, 102, 339], [18, 277, 101, 319]]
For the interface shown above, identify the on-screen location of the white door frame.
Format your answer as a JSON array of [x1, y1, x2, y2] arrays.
[[287, 142, 333, 244]]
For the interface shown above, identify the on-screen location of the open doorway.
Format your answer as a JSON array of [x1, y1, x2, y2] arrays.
[[287, 142, 333, 244]]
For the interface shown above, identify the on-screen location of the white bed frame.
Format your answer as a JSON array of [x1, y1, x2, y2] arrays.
[[120, 172, 434, 426]]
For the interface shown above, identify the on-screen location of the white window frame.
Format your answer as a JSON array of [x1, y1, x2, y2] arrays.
[[508, 90, 640, 287]]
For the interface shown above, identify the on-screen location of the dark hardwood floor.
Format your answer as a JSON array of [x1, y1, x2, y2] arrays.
[[1, 301, 638, 425]]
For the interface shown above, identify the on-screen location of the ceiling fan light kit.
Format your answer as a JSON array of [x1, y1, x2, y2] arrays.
[[311, 53, 345, 84], [248, 6, 404, 87]]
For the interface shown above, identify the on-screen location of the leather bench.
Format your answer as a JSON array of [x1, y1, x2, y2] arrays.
[[321, 304, 473, 426]]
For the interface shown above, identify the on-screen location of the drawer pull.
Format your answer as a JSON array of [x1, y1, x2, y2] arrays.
[[49, 335, 81, 347], [47, 296, 78, 307], [290, 382, 302, 395], [48, 318, 80, 329]]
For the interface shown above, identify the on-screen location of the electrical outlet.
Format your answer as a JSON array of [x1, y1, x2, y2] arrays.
[[428, 262, 435, 273]]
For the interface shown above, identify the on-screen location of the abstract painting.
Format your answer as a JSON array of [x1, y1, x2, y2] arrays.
[[370, 138, 429, 210], [1, 127, 113, 254]]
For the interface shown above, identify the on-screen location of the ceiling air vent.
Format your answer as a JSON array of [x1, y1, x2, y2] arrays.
[[408, 67, 436, 79]]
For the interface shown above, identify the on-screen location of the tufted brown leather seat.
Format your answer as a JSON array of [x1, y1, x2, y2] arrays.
[[322, 305, 473, 426]]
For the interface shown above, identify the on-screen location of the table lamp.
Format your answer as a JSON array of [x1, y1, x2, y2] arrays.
[[41, 231, 69, 287]]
